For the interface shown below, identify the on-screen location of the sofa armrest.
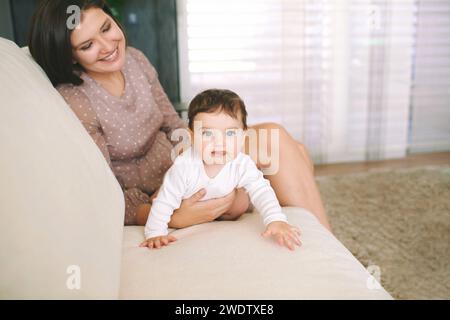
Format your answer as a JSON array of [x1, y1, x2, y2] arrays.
[[0, 37, 125, 299]]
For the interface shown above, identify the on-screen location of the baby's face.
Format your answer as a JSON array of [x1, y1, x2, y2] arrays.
[[192, 111, 246, 165]]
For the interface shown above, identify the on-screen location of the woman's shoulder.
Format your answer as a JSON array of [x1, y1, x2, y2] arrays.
[[56, 83, 89, 101], [127, 46, 147, 64], [126, 46, 157, 74], [55, 82, 93, 114], [56, 82, 79, 94], [126, 46, 143, 58]]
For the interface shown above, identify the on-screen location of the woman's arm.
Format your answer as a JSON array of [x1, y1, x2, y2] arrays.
[[135, 188, 240, 228], [57, 86, 113, 165], [57, 86, 151, 225], [169, 189, 237, 228], [128, 47, 187, 145]]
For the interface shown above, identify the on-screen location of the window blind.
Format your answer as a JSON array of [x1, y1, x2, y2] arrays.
[[177, 0, 417, 164], [345, 0, 416, 162], [409, 0, 450, 153]]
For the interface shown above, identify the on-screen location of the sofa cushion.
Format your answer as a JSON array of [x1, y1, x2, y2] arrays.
[[120, 207, 393, 299], [0, 38, 125, 299]]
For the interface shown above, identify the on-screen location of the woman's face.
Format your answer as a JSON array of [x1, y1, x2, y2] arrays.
[[70, 8, 126, 75]]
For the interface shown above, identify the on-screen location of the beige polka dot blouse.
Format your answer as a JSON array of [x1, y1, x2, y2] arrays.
[[56, 47, 187, 225]]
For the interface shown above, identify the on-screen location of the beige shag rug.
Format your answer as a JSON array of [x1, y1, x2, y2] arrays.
[[316, 165, 450, 300]]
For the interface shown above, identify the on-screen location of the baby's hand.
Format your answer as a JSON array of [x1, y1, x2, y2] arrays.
[[262, 221, 301, 251], [139, 235, 177, 249]]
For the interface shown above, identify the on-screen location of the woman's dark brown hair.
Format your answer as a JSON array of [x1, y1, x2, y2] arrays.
[[28, 0, 126, 87], [188, 89, 248, 130]]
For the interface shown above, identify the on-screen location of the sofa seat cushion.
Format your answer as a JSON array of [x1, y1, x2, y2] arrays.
[[120, 207, 392, 299]]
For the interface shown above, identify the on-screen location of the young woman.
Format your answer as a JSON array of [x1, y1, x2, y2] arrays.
[[28, 0, 332, 232]]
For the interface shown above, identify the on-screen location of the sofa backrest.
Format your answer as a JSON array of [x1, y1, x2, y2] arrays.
[[0, 37, 124, 299]]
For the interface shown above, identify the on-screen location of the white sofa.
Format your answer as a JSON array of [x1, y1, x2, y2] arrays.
[[0, 38, 392, 299]]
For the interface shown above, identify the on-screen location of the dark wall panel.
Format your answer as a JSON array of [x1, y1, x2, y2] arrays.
[[0, 0, 15, 40], [122, 0, 180, 104], [10, 0, 38, 46]]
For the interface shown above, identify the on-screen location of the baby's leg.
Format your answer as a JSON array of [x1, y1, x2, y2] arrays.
[[217, 188, 253, 221]]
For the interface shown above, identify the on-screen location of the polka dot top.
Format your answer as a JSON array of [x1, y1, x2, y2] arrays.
[[56, 47, 187, 225]]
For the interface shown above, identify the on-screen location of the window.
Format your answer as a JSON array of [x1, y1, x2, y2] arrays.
[[177, 0, 417, 163], [409, 0, 450, 154]]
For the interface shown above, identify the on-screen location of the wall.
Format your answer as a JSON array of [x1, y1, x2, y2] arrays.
[[0, 0, 14, 41]]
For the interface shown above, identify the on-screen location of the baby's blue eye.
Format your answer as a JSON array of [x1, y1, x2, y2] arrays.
[[202, 131, 213, 137], [226, 131, 236, 137]]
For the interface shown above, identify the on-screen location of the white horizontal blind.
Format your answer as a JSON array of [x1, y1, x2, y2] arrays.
[[177, 0, 333, 162], [409, 0, 450, 153], [343, 0, 416, 162], [177, 0, 417, 164]]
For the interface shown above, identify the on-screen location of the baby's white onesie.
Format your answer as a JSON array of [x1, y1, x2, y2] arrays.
[[144, 147, 287, 239]]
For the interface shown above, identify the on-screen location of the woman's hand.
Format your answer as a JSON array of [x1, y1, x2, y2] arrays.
[[169, 188, 237, 229]]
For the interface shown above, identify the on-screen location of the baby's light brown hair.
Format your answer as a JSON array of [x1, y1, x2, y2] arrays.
[[188, 89, 248, 130]]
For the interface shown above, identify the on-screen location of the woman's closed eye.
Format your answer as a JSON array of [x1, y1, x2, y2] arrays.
[[81, 43, 92, 51], [102, 23, 111, 33], [80, 24, 111, 51]]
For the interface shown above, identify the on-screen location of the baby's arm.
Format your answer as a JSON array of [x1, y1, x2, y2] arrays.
[[237, 156, 301, 250], [141, 163, 186, 248], [237, 156, 287, 225]]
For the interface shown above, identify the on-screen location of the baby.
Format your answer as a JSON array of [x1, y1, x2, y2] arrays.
[[140, 89, 301, 250]]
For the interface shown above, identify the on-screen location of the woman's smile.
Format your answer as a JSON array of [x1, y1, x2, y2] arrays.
[[99, 46, 119, 62]]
